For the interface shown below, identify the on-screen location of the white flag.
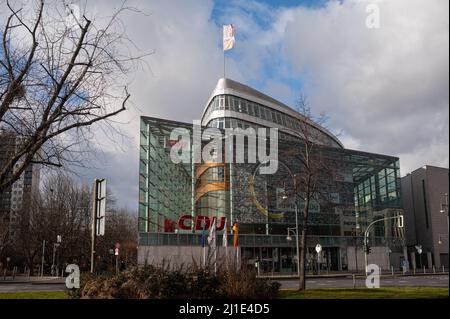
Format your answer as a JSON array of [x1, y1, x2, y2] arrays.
[[208, 218, 217, 248], [223, 24, 235, 51], [222, 221, 227, 247]]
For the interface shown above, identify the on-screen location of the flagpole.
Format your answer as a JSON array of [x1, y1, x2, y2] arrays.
[[214, 247, 217, 275], [203, 245, 206, 268], [223, 52, 226, 79]]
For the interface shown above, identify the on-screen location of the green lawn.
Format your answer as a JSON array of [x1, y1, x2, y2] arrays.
[[279, 287, 449, 299], [0, 291, 67, 299], [1, 287, 447, 299]]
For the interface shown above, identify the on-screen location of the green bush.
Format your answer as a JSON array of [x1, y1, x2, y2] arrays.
[[72, 263, 279, 299]]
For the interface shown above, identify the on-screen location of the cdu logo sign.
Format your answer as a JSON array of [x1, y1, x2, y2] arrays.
[[365, 264, 380, 288], [65, 264, 80, 289]]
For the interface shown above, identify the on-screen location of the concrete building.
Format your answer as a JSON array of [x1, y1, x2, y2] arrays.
[[0, 129, 40, 246], [401, 165, 449, 270]]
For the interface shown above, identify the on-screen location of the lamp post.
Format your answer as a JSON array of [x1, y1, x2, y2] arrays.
[[282, 169, 301, 286], [386, 247, 392, 271], [41, 240, 46, 277], [286, 226, 300, 278], [315, 244, 322, 275], [415, 245, 423, 269], [440, 193, 448, 234], [51, 235, 61, 277]]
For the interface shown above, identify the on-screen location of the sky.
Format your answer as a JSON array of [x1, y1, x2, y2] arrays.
[[4, 0, 448, 211]]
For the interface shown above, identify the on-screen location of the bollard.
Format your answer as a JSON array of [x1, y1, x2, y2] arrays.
[[12, 266, 16, 280], [413, 267, 416, 275], [423, 266, 426, 274], [443, 265, 445, 273], [391, 266, 394, 277], [433, 265, 436, 273], [352, 274, 356, 289]]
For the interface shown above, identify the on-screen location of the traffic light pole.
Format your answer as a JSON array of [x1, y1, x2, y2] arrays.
[[364, 215, 404, 275]]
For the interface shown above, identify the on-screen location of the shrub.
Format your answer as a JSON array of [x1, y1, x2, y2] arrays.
[[70, 263, 280, 299]]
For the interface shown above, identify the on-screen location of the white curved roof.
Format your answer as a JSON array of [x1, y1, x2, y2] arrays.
[[201, 78, 344, 148]]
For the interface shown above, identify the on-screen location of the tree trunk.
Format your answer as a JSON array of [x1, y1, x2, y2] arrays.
[[298, 228, 307, 291]]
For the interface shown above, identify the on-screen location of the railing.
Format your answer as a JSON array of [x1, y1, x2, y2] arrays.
[[138, 232, 405, 248]]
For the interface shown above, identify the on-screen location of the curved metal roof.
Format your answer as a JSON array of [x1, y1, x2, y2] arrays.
[[201, 78, 344, 148]]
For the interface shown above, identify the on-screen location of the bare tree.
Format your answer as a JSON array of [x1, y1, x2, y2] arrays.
[[290, 95, 334, 291], [0, 0, 146, 192], [11, 172, 136, 274], [12, 172, 92, 274]]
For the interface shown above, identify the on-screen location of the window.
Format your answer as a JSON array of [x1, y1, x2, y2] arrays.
[[254, 104, 260, 117], [260, 105, 266, 120], [265, 109, 271, 121], [241, 100, 248, 113], [225, 96, 231, 110], [218, 95, 225, 110], [218, 166, 225, 181], [233, 97, 239, 112], [281, 114, 286, 126], [248, 102, 254, 116], [276, 113, 282, 125]]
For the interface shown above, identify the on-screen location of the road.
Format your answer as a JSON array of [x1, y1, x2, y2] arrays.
[[279, 275, 449, 289], [0, 283, 66, 293], [0, 275, 447, 293]]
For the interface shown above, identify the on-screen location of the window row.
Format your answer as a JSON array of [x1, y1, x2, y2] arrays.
[[207, 117, 304, 142], [204, 95, 332, 145]]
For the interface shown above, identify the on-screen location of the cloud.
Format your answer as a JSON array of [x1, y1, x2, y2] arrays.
[[83, 0, 449, 208], [71, 0, 233, 209], [6, 0, 445, 208], [276, 0, 449, 175]]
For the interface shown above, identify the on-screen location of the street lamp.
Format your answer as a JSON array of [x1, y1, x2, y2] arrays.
[[386, 247, 392, 271], [440, 193, 448, 234], [282, 170, 300, 286], [286, 227, 299, 277], [52, 235, 62, 277], [415, 245, 423, 269]]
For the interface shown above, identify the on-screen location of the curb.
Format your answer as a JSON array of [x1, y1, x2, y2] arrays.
[[258, 272, 449, 280]]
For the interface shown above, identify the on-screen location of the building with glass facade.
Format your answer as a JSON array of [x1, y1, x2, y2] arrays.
[[138, 78, 406, 273]]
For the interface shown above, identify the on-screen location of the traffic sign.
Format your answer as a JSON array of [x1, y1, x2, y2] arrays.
[[415, 245, 422, 254], [315, 244, 322, 253], [95, 179, 107, 236]]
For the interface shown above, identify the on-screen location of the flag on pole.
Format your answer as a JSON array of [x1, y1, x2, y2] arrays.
[[208, 218, 217, 248], [222, 221, 228, 247], [201, 220, 207, 248], [232, 223, 238, 248], [223, 24, 235, 51]]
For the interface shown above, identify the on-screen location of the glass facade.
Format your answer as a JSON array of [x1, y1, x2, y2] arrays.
[[139, 117, 404, 249], [139, 119, 192, 233]]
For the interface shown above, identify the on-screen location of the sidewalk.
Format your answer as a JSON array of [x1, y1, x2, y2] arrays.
[[257, 271, 449, 280], [0, 276, 65, 284]]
